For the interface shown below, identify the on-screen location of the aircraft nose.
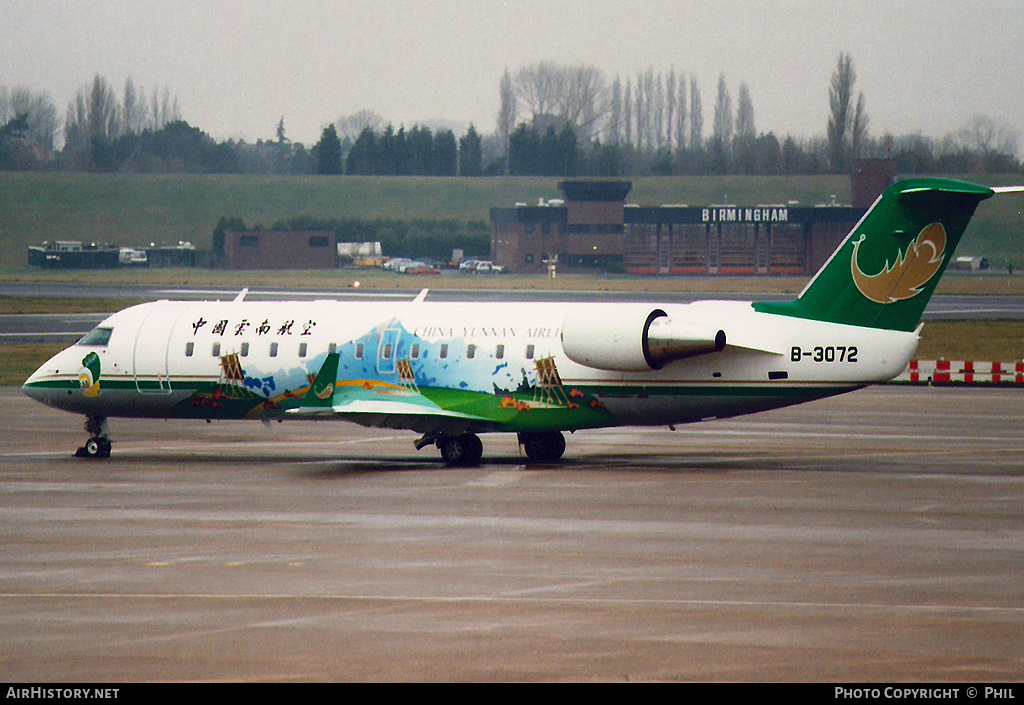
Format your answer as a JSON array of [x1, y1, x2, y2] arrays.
[[22, 349, 74, 408]]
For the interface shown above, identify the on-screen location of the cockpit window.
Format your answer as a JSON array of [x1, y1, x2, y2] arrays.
[[78, 327, 113, 346]]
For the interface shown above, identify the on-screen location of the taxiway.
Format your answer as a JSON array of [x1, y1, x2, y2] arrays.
[[1, 385, 1022, 681]]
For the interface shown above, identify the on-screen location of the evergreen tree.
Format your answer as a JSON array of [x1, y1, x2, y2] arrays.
[[458, 124, 482, 176], [313, 124, 342, 175]]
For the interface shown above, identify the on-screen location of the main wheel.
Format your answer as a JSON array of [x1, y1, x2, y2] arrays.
[[439, 433, 483, 467], [520, 431, 566, 463]]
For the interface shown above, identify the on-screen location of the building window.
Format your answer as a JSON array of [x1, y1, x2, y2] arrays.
[[309, 235, 329, 248], [239, 235, 259, 247]]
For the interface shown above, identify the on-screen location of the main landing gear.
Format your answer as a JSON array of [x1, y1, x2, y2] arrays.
[[417, 432, 484, 467], [75, 415, 111, 458], [518, 431, 566, 463], [415, 430, 568, 467]]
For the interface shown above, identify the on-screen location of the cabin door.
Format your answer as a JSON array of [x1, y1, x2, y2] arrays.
[[376, 326, 401, 375], [133, 304, 189, 393]]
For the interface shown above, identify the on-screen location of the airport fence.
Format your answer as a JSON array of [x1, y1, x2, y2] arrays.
[[890, 359, 1024, 386]]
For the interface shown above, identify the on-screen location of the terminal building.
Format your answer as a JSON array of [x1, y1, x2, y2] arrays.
[[490, 160, 896, 275]]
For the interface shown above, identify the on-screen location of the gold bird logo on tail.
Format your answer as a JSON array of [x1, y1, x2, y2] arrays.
[[851, 223, 947, 304]]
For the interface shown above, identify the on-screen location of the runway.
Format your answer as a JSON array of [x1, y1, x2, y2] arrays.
[[1, 385, 1022, 681]]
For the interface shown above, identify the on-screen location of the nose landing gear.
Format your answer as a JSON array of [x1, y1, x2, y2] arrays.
[[75, 416, 111, 458]]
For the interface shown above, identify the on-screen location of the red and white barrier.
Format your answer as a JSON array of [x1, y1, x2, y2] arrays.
[[893, 360, 1024, 385]]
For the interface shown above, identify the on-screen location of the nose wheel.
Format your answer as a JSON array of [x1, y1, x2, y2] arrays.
[[75, 416, 112, 458], [77, 436, 112, 458]]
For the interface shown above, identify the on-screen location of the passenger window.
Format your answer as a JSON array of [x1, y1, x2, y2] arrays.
[[212, 342, 221, 357], [496, 344, 504, 359], [240, 342, 249, 357], [185, 342, 194, 357], [439, 343, 448, 360], [270, 342, 278, 358], [355, 343, 364, 359], [410, 343, 420, 359], [382, 343, 393, 360], [299, 342, 307, 358], [466, 344, 476, 359], [526, 344, 535, 360], [328, 343, 337, 354]]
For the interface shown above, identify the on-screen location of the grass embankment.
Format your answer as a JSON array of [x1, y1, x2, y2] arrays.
[[3, 172, 1022, 266]]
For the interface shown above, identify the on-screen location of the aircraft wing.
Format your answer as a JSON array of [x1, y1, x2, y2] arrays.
[[288, 397, 482, 434], [285, 353, 484, 434]]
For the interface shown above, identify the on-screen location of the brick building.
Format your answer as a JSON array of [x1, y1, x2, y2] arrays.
[[489, 162, 896, 275], [222, 231, 336, 270]]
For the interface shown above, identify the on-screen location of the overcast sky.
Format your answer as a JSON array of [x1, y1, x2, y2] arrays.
[[4, 0, 1023, 150]]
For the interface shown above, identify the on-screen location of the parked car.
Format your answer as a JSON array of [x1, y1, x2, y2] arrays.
[[404, 262, 440, 275], [459, 259, 504, 273], [474, 260, 504, 274], [382, 257, 414, 272]]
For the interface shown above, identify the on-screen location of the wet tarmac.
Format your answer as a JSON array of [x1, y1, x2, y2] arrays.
[[1, 385, 1022, 681]]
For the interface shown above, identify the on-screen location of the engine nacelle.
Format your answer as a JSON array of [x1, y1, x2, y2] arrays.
[[561, 307, 726, 371]]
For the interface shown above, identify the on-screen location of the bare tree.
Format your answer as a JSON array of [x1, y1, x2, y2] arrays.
[[623, 76, 633, 147], [675, 72, 687, 152], [689, 77, 703, 150], [712, 73, 733, 147], [957, 115, 1018, 156], [665, 69, 676, 153], [496, 69, 516, 171], [149, 87, 180, 131], [122, 77, 149, 134], [653, 71, 665, 150], [555, 64, 609, 142], [608, 76, 622, 144], [735, 81, 755, 139], [850, 92, 868, 160], [513, 61, 560, 118], [335, 109, 385, 142], [827, 53, 866, 173], [0, 85, 58, 148], [509, 62, 610, 143]]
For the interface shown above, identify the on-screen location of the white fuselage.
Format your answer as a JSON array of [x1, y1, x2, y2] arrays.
[[24, 297, 919, 433]]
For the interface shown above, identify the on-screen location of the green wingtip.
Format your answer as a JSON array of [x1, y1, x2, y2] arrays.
[[303, 353, 340, 407]]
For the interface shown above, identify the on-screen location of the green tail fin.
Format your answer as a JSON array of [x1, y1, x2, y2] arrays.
[[753, 178, 994, 331], [302, 353, 340, 408]]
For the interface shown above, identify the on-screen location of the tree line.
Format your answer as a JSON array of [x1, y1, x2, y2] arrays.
[[2, 59, 1021, 176]]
